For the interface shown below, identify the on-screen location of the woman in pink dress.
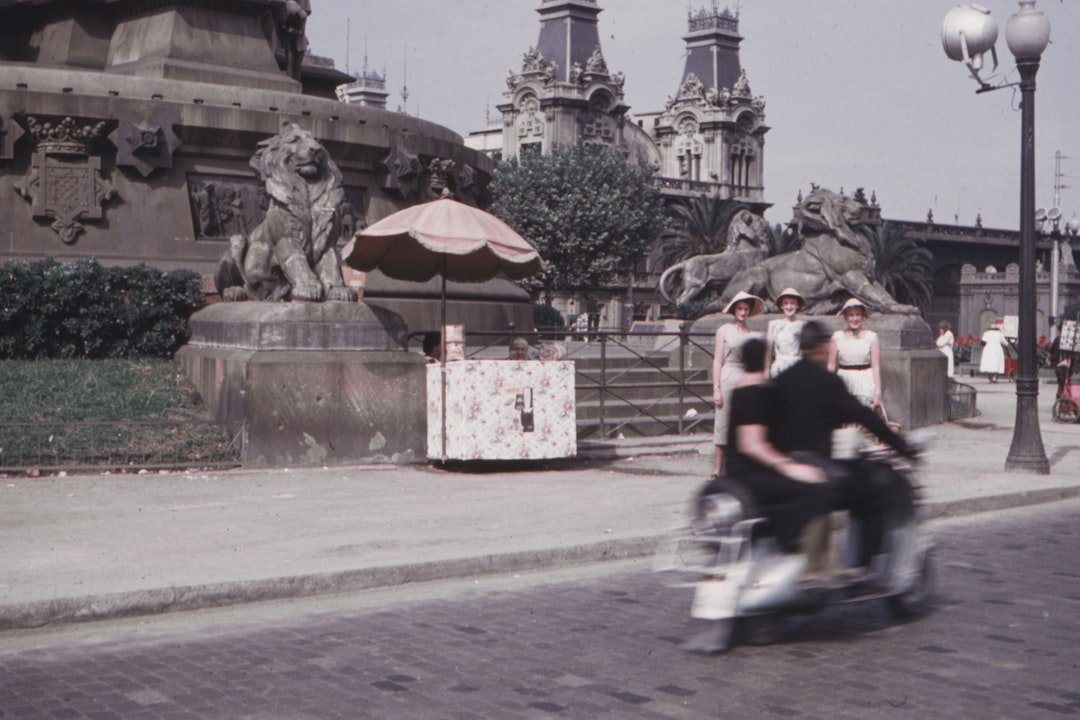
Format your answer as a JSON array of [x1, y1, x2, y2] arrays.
[[712, 290, 764, 475], [828, 297, 881, 409]]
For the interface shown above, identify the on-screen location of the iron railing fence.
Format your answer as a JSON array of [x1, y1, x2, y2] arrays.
[[459, 327, 717, 440], [0, 420, 240, 474]]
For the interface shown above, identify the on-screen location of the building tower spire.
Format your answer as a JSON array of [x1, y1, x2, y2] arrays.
[[534, 0, 604, 84], [679, 2, 742, 96]]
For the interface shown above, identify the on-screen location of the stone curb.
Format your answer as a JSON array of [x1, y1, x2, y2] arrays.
[[3, 486, 1079, 632]]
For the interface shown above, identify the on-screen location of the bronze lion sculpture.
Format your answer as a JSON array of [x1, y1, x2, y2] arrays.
[[215, 122, 357, 302], [711, 188, 918, 315], [657, 209, 771, 306]]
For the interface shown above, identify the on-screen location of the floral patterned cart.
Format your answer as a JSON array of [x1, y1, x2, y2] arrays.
[[427, 360, 576, 460]]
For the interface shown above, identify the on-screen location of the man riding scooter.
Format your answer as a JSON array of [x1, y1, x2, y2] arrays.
[[769, 319, 916, 579], [681, 320, 920, 653]]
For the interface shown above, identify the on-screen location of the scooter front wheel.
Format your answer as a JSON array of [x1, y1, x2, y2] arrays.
[[886, 551, 934, 620]]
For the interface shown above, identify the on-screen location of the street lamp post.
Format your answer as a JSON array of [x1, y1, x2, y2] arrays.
[[943, 1, 1051, 474]]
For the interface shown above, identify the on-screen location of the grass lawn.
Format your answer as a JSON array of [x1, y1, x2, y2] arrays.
[[0, 359, 236, 470]]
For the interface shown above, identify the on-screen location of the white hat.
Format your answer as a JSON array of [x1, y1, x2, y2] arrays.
[[837, 297, 870, 317], [722, 291, 765, 317], [775, 287, 806, 310]]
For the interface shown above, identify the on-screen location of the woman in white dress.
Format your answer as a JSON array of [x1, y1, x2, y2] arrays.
[[712, 290, 764, 475], [936, 320, 955, 378], [979, 319, 1009, 382], [766, 287, 806, 377], [828, 297, 881, 409]]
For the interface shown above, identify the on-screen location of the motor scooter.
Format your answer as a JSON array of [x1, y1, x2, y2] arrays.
[[654, 438, 934, 653]]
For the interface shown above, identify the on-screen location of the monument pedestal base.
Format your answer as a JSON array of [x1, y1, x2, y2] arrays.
[[177, 302, 426, 466]]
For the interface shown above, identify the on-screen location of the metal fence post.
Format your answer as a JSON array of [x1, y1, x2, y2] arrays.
[[678, 322, 689, 434], [599, 331, 607, 438]]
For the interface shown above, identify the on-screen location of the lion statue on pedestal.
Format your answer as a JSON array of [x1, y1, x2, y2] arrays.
[[710, 188, 918, 315], [657, 208, 771, 306], [214, 122, 357, 302]]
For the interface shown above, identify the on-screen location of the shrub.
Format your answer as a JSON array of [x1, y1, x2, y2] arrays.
[[533, 303, 565, 330], [533, 303, 565, 340], [0, 257, 205, 359]]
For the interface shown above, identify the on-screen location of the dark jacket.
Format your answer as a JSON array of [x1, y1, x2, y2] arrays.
[[770, 358, 910, 458]]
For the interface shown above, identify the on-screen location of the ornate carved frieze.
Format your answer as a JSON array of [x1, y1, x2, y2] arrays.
[[13, 115, 116, 244], [513, 46, 558, 87], [111, 108, 182, 178], [188, 170, 365, 246], [664, 69, 765, 119], [187, 174, 267, 242]]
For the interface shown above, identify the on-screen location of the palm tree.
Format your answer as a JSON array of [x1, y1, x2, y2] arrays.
[[861, 221, 934, 312], [766, 222, 800, 257], [658, 196, 749, 269]]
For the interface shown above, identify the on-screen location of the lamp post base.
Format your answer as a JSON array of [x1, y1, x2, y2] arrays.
[[1004, 378, 1050, 474]]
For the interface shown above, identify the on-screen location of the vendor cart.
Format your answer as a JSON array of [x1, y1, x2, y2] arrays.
[[426, 359, 576, 460]]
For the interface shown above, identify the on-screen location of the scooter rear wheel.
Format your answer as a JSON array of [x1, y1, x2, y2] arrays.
[[737, 614, 786, 646], [886, 551, 934, 620]]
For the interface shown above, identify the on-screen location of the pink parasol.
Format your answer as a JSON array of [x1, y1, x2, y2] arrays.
[[342, 197, 540, 283], [342, 196, 542, 461]]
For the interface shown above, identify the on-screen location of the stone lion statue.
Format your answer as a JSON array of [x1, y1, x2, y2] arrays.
[[657, 208, 771, 306], [215, 122, 357, 302], [710, 188, 918, 315]]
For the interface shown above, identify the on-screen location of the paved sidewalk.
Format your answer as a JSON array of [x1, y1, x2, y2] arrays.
[[1, 376, 1077, 631]]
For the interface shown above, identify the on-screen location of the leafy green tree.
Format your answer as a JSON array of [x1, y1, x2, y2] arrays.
[[489, 143, 667, 303], [860, 221, 934, 312]]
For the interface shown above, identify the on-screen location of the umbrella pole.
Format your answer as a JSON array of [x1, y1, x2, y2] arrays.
[[440, 269, 448, 462]]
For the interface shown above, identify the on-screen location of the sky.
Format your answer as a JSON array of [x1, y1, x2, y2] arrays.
[[305, 1, 1080, 231]]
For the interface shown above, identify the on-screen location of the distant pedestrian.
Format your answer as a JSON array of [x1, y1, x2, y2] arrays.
[[936, 320, 955, 378], [979, 319, 1009, 383]]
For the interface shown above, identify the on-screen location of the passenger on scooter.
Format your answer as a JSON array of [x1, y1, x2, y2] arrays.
[[707, 337, 836, 577], [770, 320, 915, 574]]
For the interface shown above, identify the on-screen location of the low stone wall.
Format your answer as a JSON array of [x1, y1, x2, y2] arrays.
[[177, 302, 427, 466]]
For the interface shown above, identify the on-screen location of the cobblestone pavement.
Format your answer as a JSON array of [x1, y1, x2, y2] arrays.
[[2, 499, 1079, 720]]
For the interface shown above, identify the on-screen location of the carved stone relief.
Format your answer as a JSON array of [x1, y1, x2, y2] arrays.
[[377, 132, 422, 198], [0, 115, 24, 160], [187, 174, 267, 242], [13, 115, 116, 244], [111, 108, 182, 178]]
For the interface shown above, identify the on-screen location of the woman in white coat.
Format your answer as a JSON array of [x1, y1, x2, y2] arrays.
[[936, 320, 955, 378], [979, 319, 1009, 383]]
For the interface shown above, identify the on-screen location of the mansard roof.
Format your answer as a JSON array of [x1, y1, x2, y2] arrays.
[[679, 3, 743, 98]]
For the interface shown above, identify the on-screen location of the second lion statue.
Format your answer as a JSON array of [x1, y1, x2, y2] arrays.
[[711, 188, 918, 315], [215, 122, 357, 303], [657, 209, 771, 306]]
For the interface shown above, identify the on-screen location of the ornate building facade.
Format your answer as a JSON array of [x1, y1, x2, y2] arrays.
[[466, 1, 770, 326], [470, 0, 768, 212]]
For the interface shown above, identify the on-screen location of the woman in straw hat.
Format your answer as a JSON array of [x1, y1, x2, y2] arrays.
[[828, 297, 881, 408], [712, 290, 764, 475], [766, 287, 806, 377]]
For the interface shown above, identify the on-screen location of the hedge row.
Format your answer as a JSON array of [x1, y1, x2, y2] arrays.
[[0, 257, 205, 359]]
